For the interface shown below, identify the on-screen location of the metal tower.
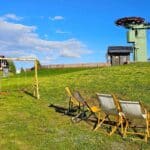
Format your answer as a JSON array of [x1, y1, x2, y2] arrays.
[[115, 17, 150, 62]]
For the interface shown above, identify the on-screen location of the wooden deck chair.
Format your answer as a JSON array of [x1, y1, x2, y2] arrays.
[[119, 100, 150, 142], [65, 87, 84, 115], [95, 93, 123, 136], [71, 91, 100, 126]]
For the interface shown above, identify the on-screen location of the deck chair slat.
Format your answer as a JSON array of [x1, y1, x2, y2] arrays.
[[95, 93, 123, 136], [120, 100, 145, 119], [97, 94, 118, 115], [119, 100, 149, 142]]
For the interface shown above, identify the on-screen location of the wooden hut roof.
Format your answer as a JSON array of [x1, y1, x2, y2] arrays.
[[108, 46, 133, 54]]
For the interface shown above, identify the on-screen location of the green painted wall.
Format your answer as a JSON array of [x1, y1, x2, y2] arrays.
[[127, 24, 147, 62]]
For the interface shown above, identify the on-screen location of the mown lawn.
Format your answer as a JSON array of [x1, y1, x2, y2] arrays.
[[0, 63, 150, 150]]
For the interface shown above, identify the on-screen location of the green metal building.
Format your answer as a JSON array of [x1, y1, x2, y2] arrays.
[[116, 17, 150, 62]]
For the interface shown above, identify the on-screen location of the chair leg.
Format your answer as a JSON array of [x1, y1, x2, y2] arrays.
[[91, 112, 101, 130], [97, 112, 101, 124], [144, 134, 148, 143], [146, 117, 150, 137], [123, 120, 128, 138], [68, 101, 73, 113], [94, 118, 105, 131], [120, 120, 124, 135], [95, 112, 101, 128], [94, 115, 108, 131], [144, 118, 149, 142], [109, 120, 122, 136], [109, 116, 125, 136]]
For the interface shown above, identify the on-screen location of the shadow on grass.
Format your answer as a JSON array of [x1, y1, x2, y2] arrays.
[[49, 104, 99, 127], [22, 89, 37, 99], [49, 104, 76, 117], [49, 104, 125, 136]]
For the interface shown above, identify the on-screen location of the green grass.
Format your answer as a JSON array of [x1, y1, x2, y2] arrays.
[[1, 63, 150, 149]]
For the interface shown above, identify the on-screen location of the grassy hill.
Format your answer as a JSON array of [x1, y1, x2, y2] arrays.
[[0, 62, 150, 150]]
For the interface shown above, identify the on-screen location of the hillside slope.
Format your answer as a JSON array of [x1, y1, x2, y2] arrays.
[[0, 63, 150, 149]]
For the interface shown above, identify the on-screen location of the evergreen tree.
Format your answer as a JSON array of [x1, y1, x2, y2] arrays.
[[8, 60, 16, 74], [37, 60, 41, 69], [20, 67, 25, 73]]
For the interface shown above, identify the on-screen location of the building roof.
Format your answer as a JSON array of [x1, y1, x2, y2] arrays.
[[108, 46, 133, 54]]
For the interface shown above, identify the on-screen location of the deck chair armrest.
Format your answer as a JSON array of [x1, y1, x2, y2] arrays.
[[90, 106, 100, 112]]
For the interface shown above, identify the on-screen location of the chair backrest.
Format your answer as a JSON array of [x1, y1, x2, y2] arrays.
[[73, 91, 85, 104], [119, 100, 146, 119], [73, 91, 91, 108], [96, 93, 119, 115], [65, 87, 73, 97], [65, 87, 80, 106]]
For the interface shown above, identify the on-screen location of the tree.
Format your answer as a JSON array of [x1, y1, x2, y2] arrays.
[[20, 67, 25, 73], [8, 60, 16, 74], [37, 60, 42, 69], [31, 60, 42, 70]]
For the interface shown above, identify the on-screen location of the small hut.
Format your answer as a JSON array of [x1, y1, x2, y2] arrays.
[[0, 56, 9, 70], [107, 46, 133, 65]]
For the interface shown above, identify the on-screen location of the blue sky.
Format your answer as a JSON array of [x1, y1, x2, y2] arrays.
[[0, 0, 150, 65]]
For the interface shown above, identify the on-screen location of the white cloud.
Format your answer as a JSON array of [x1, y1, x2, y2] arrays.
[[40, 56, 56, 65], [0, 13, 22, 21], [49, 16, 64, 21], [0, 19, 92, 64], [56, 29, 70, 34]]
